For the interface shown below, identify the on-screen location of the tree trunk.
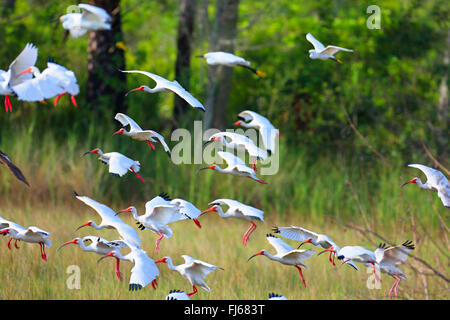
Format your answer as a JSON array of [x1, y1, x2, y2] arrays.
[[86, 0, 126, 116], [174, 0, 197, 120], [1, 0, 15, 16], [204, 0, 239, 130]]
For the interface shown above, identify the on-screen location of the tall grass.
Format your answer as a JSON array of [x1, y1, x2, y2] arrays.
[[0, 118, 448, 299]]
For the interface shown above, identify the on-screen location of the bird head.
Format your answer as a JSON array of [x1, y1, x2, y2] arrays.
[[203, 136, 223, 147], [57, 238, 79, 251], [247, 250, 265, 261], [17, 66, 37, 76], [75, 221, 92, 232], [318, 246, 335, 256], [198, 165, 216, 172], [297, 237, 313, 248], [233, 120, 242, 126], [115, 206, 134, 216], [97, 251, 116, 263], [200, 205, 218, 216], [401, 177, 418, 187], [83, 148, 101, 156], [125, 86, 146, 96], [113, 128, 125, 136], [155, 257, 168, 264]]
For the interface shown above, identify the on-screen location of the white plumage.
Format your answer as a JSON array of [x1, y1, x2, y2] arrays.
[[113, 113, 171, 154], [74, 192, 142, 247], [156, 255, 223, 296], [403, 164, 450, 208], [306, 33, 353, 63], [165, 289, 191, 300], [248, 234, 315, 287], [121, 69, 205, 111], [234, 110, 279, 156], [59, 3, 112, 38], [199, 51, 266, 76]]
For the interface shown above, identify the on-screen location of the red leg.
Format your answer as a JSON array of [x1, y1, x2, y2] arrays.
[[14, 239, 19, 249], [252, 158, 257, 173], [130, 167, 145, 184], [115, 257, 122, 281], [332, 251, 336, 266], [145, 140, 156, 150], [40, 242, 47, 261], [5, 95, 12, 112], [7, 238, 12, 250], [54, 92, 67, 107], [295, 265, 307, 287], [389, 275, 398, 299], [394, 277, 401, 297], [155, 232, 164, 252], [370, 262, 380, 282], [187, 285, 197, 296], [70, 95, 78, 107], [243, 222, 257, 246], [151, 279, 158, 290]]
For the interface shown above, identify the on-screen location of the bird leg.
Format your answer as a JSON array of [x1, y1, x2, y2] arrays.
[[70, 95, 77, 107], [151, 279, 158, 290], [130, 167, 145, 184], [394, 277, 401, 297], [295, 265, 307, 287], [389, 275, 400, 299], [7, 238, 12, 250], [187, 285, 198, 296], [4, 95, 12, 112], [115, 257, 122, 281], [248, 176, 267, 184], [54, 92, 67, 107], [14, 239, 19, 249], [252, 158, 257, 173], [39, 242, 47, 261], [155, 232, 164, 252], [242, 222, 257, 246], [145, 140, 156, 150], [329, 251, 336, 266], [369, 262, 380, 282]]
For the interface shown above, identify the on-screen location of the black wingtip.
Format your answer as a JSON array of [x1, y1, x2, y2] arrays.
[[73, 191, 79, 197], [266, 233, 276, 238], [271, 226, 280, 233]]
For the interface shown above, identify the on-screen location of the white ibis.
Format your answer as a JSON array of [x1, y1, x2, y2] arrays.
[[121, 69, 205, 111], [155, 255, 223, 296], [58, 236, 128, 280], [375, 240, 415, 299], [169, 198, 203, 229], [116, 193, 198, 252], [0, 43, 38, 111], [59, 3, 112, 38], [73, 192, 142, 247], [83, 148, 145, 183], [98, 238, 159, 291], [402, 164, 450, 208], [319, 245, 379, 280], [203, 131, 267, 172], [166, 289, 191, 300], [0, 225, 51, 261], [306, 33, 353, 63], [0, 150, 29, 186], [199, 151, 267, 184], [197, 51, 266, 77], [233, 110, 279, 156], [0, 216, 28, 250], [272, 225, 358, 270], [113, 113, 170, 154], [200, 199, 264, 245], [248, 234, 315, 287], [268, 292, 288, 300], [17, 59, 79, 107]]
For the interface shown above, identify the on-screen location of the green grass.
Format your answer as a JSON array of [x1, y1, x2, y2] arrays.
[[0, 123, 448, 299]]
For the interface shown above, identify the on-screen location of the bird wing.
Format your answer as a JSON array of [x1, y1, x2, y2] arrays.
[[46, 62, 79, 95], [280, 249, 316, 261], [233, 204, 264, 221], [170, 199, 201, 219], [13, 74, 64, 101], [166, 80, 205, 111], [0, 150, 30, 186], [321, 45, 353, 55], [266, 234, 294, 256], [182, 255, 223, 279], [79, 3, 112, 23], [25, 226, 50, 237], [408, 164, 450, 190], [8, 43, 38, 87], [259, 126, 279, 155], [114, 113, 143, 131], [205, 52, 250, 66], [340, 246, 375, 261], [144, 196, 186, 224], [166, 290, 190, 300], [107, 153, 135, 176], [306, 33, 326, 52], [221, 132, 267, 160], [75, 194, 126, 226], [237, 110, 256, 122], [217, 151, 254, 174], [375, 241, 414, 265], [120, 69, 169, 86], [0, 216, 26, 231], [129, 250, 159, 290], [273, 226, 320, 243]]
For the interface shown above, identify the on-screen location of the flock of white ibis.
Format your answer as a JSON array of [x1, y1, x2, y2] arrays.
[[0, 3, 449, 300]]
